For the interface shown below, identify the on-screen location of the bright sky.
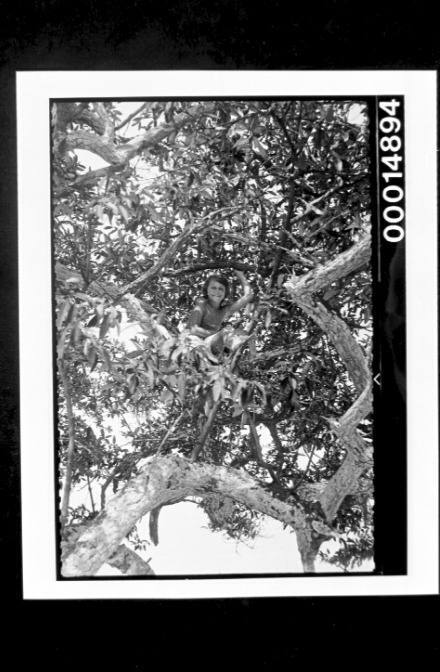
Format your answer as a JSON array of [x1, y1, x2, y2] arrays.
[[93, 500, 374, 576]]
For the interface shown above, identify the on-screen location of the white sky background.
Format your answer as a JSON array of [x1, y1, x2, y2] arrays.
[[71, 101, 373, 576]]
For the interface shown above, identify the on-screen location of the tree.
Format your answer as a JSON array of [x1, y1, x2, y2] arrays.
[[53, 99, 373, 576]]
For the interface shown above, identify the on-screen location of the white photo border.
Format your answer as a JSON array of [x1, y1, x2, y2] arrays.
[[17, 70, 438, 599]]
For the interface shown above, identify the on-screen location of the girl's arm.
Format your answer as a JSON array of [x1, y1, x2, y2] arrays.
[[223, 270, 254, 318], [191, 325, 213, 338]]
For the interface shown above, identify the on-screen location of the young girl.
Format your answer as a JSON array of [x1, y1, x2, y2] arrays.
[[188, 270, 254, 356]]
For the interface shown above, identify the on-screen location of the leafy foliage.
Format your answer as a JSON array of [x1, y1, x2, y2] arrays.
[[53, 99, 373, 569]]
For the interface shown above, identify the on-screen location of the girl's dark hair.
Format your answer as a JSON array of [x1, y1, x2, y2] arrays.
[[202, 274, 230, 302]]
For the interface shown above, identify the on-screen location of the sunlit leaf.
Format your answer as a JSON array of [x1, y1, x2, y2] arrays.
[[177, 374, 186, 401], [56, 299, 73, 330], [87, 348, 97, 371], [160, 388, 174, 404], [99, 314, 110, 339], [119, 205, 130, 223], [212, 379, 223, 401], [251, 137, 267, 159], [127, 373, 138, 395]]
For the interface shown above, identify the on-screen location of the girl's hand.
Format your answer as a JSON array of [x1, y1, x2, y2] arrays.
[[234, 270, 253, 297]]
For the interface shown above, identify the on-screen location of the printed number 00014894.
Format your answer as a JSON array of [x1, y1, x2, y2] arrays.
[[378, 98, 405, 243]]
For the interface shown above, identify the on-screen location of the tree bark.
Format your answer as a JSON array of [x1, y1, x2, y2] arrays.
[[285, 233, 371, 394], [61, 454, 329, 577], [318, 381, 373, 523], [296, 383, 373, 525], [107, 544, 155, 576], [62, 103, 206, 166], [284, 231, 373, 562], [294, 294, 370, 394], [284, 232, 371, 298]]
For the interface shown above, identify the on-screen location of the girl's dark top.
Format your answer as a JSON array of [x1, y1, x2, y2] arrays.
[[188, 299, 230, 334]]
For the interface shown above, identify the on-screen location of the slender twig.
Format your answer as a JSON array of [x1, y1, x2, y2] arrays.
[[270, 181, 345, 286], [115, 103, 148, 131], [156, 411, 186, 455], [247, 412, 281, 484], [164, 261, 254, 276], [260, 240, 315, 268], [295, 445, 318, 489], [271, 110, 296, 154], [99, 453, 139, 510], [87, 475, 96, 514], [100, 464, 119, 510], [118, 206, 243, 297], [269, 180, 296, 286], [190, 400, 221, 462]]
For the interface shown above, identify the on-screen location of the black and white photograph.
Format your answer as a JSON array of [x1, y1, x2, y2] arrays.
[[17, 71, 437, 598], [53, 97, 375, 578]]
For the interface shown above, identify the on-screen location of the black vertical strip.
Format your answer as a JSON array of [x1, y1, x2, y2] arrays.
[[0, 67, 21, 598], [373, 96, 407, 574], [369, 97, 382, 574]]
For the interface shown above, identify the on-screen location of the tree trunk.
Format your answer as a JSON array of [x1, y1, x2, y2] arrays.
[[62, 454, 330, 577], [284, 233, 373, 564], [107, 545, 155, 576]]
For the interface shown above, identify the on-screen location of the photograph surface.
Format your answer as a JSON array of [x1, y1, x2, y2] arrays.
[[54, 98, 374, 577], [17, 71, 437, 598]]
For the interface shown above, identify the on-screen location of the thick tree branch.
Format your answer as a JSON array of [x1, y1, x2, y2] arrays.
[[55, 263, 174, 362], [283, 233, 373, 535], [61, 454, 325, 576], [284, 231, 371, 297], [62, 164, 125, 192], [296, 382, 373, 524], [55, 262, 153, 308], [63, 103, 205, 167], [335, 379, 373, 439], [284, 235, 371, 394], [318, 381, 373, 523], [107, 544, 155, 576], [76, 106, 110, 136], [295, 528, 325, 573], [319, 435, 373, 524], [292, 295, 370, 394]]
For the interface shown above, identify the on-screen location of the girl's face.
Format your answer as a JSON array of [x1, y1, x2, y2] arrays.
[[207, 279, 226, 307]]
